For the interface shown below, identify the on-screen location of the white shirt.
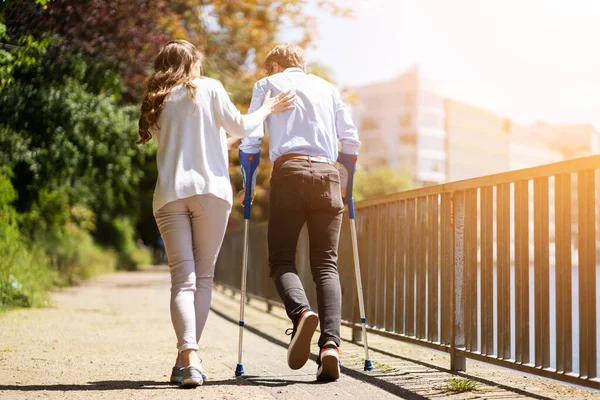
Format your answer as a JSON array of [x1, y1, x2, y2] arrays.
[[240, 68, 360, 160], [152, 77, 269, 214]]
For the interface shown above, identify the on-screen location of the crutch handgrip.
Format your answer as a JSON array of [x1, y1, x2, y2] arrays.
[[239, 150, 260, 219], [337, 152, 358, 203], [337, 153, 358, 219]]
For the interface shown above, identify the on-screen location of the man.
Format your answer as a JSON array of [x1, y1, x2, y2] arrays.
[[239, 43, 360, 381]]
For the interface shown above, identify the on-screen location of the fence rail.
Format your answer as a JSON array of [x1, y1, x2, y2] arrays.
[[215, 155, 600, 390]]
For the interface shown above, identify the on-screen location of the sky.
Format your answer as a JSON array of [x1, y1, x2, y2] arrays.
[[283, 0, 600, 129]]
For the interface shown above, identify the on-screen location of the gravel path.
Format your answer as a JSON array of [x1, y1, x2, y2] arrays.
[[1, 267, 599, 399]]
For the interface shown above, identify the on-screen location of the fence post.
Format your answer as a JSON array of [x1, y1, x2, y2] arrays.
[[352, 300, 362, 341], [451, 191, 467, 371], [352, 326, 362, 342]]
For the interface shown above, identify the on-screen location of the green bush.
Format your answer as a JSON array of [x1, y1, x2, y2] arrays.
[[129, 246, 153, 268], [95, 216, 139, 270], [0, 172, 54, 310], [0, 11, 162, 313], [0, 171, 119, 310], [0, 210, 120, 310], [95, 216, 153, 270], [43, 224, 118, 285], [354, 166, 413, 201], [0, 239, 55, 311], [19, 188, 116, 284]]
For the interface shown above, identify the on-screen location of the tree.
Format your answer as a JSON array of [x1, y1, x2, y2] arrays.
[[0, 29, 153, 256], [1, 49, 141, 206], [2, 0, 353, 238], [4, 0, 351, 102], [354, 166, 413, 202], [4, 0, 174, 100]]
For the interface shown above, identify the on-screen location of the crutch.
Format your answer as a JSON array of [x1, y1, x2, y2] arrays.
[[337, 153, 374, 372], [235, 150, 260, 377]]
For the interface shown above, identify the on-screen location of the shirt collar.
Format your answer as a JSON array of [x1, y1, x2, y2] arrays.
[[284, 67, 305, 73]]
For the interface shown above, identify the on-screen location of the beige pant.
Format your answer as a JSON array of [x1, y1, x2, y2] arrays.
[[155, 194, 231, 352]]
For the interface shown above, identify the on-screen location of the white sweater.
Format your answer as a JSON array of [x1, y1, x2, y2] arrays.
[[152, 77, 269, 215]]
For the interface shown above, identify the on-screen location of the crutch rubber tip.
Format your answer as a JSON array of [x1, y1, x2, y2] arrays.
[[235, 364, 245, 377], [364, 360, 374, 372]]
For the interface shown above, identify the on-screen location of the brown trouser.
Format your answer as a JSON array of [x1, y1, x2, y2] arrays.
[[268, 158, 344, 347]]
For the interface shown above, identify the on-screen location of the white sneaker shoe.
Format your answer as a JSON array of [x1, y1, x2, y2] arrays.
[[316, 341, 340, 381], [286, 309, 319, 370], [170, 365, 208, 384], [181, 365, 205, 387]]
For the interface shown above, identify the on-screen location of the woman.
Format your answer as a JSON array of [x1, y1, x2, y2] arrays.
[[137, 40, 294, 387]]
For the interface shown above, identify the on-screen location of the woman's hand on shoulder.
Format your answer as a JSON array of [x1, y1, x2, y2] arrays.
[[227, 136, 242, 150], [236, 189, 255, 207], [262, 90, 295, 115]]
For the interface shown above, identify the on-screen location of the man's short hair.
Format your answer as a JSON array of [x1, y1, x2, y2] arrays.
[[264, 44, 306, 75]]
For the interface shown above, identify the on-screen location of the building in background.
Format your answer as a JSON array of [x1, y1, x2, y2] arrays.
[[352, 67, 599, 187], [510, 123, 598, 250], [509, 125, 564, 170], [522, 123, 600, 159], [353, 67, 447, 186], [445, 99, 510, 181]]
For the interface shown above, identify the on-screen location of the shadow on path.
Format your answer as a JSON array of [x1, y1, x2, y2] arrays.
[[206, 375, 327, 388], [210, 307, 431, 400], [0, 381, 174, 392], [344, 338, 554, 400], [0, 377, 318, 393], [211, 306, 555, 400], [0, 305, 555, 400]]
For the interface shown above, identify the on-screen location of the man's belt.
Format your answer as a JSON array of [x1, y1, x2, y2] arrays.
[[274, 153, 335, 168]]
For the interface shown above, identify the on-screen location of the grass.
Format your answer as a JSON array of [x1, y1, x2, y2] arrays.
[[444, 377, 480, 393], [129, 247, 153, 268], [48, 224, 119, 284], [370, 361, 397, 373], [0, 232, 54, 311], [0, 223, 120, 312], [0, 175, 148, 313]]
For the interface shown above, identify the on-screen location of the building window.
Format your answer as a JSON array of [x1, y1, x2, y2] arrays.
[[419, 91, 444, 108], [503, 119, 511, 134], [419, 157, 446, 174], [361, 117, 379, 131], [405, 93, 413, 107], [400, 133, 417, 145], [399, 114, 412, 129], [418, 111, 444, 130]]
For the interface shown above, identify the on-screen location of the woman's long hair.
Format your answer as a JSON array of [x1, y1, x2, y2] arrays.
[[137, 40, 204, 144]]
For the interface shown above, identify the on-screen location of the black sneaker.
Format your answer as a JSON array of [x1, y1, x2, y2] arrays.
[[286, 309, 319, 369], [316, 341, 340, 381]]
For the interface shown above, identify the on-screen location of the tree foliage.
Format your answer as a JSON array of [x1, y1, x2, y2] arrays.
[[4, 0, 172, 99], [354, 166, 413, 202], [4, 0, 350, 101], [0, 0, 356, 308], [3, 0, 352, 229], [0, 39, 146, 219], [1, 0, 352, 250]]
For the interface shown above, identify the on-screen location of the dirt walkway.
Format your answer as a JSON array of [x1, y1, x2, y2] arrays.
[[1, 267, 599, 399]]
